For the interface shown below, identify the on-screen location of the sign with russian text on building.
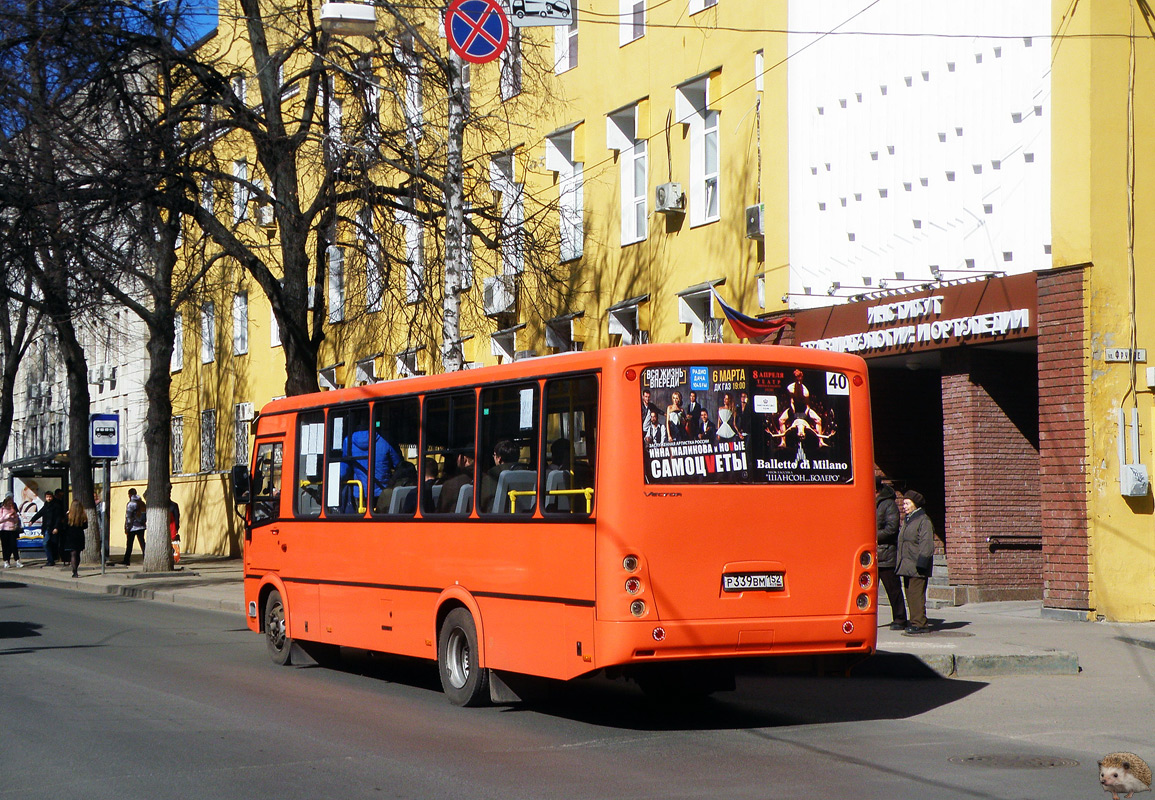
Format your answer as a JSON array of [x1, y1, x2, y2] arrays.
[[90, 413, 120, 459], [794, 272, 1038, 358], [445, 0, 510, 64]]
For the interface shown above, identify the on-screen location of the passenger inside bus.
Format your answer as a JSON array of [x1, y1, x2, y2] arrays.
[[480, 439, 524, 512], [434, 451, 474, 514], [374, 460, 417, 514]]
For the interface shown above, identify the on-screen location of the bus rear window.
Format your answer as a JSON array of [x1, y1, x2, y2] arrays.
[[640, 364, 852, 485]]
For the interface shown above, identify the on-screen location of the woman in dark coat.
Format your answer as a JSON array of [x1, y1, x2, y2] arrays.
[[62, 500, 88, 578], [895, 490, 935, 634], [875, 478, 906, 630]]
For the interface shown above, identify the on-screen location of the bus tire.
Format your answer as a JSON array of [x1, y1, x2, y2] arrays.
[[264, 589, 293, 666], [437, 608, 490, 706]]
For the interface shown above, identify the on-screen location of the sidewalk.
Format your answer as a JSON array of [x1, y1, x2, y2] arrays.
[[2, 549, 245, 614], [8, 549, 1155, 679]]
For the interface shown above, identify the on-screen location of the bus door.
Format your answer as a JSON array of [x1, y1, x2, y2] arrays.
[[245, 435, 285, 572]]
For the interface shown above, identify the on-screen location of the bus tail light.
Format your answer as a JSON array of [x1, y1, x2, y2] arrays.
[[625, 577, 641, 595], [856, 593, 870, 610], [859, 550, 873, 568], [630, 600, 646, 617], [623, 555, 639, 572], [858, 572, 872, 589], [652, 627, 666, 642], [843, 621, 855, 634]]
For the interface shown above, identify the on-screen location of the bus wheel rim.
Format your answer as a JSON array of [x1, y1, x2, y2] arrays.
[[268, 602, 286, 651], [447, 628, 470, 688]]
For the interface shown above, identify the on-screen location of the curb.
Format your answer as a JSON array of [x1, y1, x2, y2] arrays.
[[858, 649, 1080, 678]]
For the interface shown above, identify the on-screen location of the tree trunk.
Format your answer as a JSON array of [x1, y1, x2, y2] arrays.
[[142, 315, 175, 572], [441, 54, 466, 374]]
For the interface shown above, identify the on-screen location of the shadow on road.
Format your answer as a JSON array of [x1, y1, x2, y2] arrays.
[[308, 647, 986, 731]]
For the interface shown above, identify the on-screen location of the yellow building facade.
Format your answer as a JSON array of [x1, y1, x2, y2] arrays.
[[1051, 0, 1155, 620]]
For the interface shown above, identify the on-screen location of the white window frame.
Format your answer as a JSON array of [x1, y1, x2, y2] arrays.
[[327, 246, 345, 323], [171, 312, 183, 372], [678, 285, 722, 343], [395, 209, 425, 304], [489, 154, 524, 275], [232, 291, 248, 355], [355, 57, 381, 137], [546, 129, 584, 262], [554, 21, 577, 73], [689, 0, 717, 13], [200, 178, 214, 213], [200, 408, 217, 472], [171, 416, 183, 474], [620, 0, 644, 45], [500, 29, 522, 100], [355, 357, 378, 385], [234, 402, 253, 466], [201, 301, 215, 364], [676, 75, 721, 227], [232, 73, 246, 106], [270, 305, 281, 348], [395, 42, 423, 134], [360, 207, 383, 313], [607, 105, 647, 245], [232, 160, 248, 223], [326, 77, 342, 142]]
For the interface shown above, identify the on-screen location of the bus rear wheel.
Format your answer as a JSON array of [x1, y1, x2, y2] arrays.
[[437, 608, 490, 706], [264, 589, 293, 666]]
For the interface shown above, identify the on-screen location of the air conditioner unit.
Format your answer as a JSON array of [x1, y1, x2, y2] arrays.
[[87, 366, 103, 385], [655, 182, 685, 214], [237, 402, 255, 422], [483, 276, 516, 316], [745, 204, 765, 240]]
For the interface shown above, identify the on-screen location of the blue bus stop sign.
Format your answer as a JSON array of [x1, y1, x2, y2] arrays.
[[445, 0, 509, 64], [90, 413, 120, 460]]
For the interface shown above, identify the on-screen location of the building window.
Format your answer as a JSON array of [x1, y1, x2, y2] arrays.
[[235, 402, 253, 465], [200, 178, 214, 213], [232, 160, 248, 223], [328, 246, 345, 323], [608, 294, 650, 345], [607, 104, 647, 245], [201, 301, 215, 364], [355, 56, 380, 139], [232, 291, 248, 355], [620, 0, 644, 45], [676, 75, 721, 226], [171, 416, 183, 474], [396, 209, 425, 304], [171, 312, 183, 372], [361, 207, 383, 313], [678, 284, 723, 343], [555, 21, 577, 73], [689, 0, 716, 12], [500, 29, 521, 100], [270, 306, 280, 348], [326, 77, 342, 142], [232, 73, 246, 106], [200, 409, 217, 472], [546, 129, 584, 262], [489, 154, 524, 274], [395, 41, 423, 136]]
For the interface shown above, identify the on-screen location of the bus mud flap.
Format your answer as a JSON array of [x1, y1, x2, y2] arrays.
[[488, 670, 522, 704]]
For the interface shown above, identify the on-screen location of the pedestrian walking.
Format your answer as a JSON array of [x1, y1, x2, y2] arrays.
[[29, 490, 65, 567], [0, 495, 23, 568], [875, 477, 907, 630], [122, 488, 146, 566], [169, 499, 181, 565], [62, 501, 87, 578], [896, 489, 935, 634]]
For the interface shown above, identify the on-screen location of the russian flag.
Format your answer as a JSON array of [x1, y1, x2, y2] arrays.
[[712, 290, 794, 341]]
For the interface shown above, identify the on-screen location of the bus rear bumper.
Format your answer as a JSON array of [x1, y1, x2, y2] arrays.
[[594, 614, 877, 668]]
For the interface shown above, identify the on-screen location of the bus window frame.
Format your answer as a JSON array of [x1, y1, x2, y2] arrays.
[[324, 403, 372, 518]]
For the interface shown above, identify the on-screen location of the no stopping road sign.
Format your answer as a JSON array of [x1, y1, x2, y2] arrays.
[[445, 0, 510, 64]]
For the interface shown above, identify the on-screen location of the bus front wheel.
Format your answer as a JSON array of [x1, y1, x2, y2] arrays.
[[437, 608, 490, 706], [264, 589, 293, 666]]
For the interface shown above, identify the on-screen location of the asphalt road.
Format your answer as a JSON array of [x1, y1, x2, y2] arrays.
[[0, 579, 1139, 799]]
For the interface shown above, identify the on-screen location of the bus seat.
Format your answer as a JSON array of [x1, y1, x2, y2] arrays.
[[545, 468, 570, 511], [454, 484, 473, 514], [492, 469, 537, 514], [431, 484, 443, 505], [389, 486, 416, 515]]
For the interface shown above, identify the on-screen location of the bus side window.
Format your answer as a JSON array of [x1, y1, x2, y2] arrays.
[[423, 391, 477, 516], [543, 375, 597, 516], [296, 411, 325, 518], [372, 397, 420, 516], [479, 383, 539, 515], [252, 441, 283, 524], [325, 406, 371, 516]]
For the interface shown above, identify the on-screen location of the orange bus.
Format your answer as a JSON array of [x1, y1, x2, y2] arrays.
[[233, 343, 877, 705]]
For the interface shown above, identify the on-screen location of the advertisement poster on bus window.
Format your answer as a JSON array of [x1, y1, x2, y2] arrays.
[[640, 364, 853, 485]]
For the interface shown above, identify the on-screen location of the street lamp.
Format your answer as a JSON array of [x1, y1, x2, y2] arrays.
[[320, 2, 377, 36]]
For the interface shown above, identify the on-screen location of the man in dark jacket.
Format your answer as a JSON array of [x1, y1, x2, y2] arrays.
[[875, 477, 906, 630], [30, 491, 65, 567]]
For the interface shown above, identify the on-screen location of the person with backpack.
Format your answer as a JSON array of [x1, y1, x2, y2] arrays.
[[122, 488, 146, 566]]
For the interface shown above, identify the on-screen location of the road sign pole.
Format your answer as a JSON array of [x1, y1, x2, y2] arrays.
[[101, 460, 111, 575]]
